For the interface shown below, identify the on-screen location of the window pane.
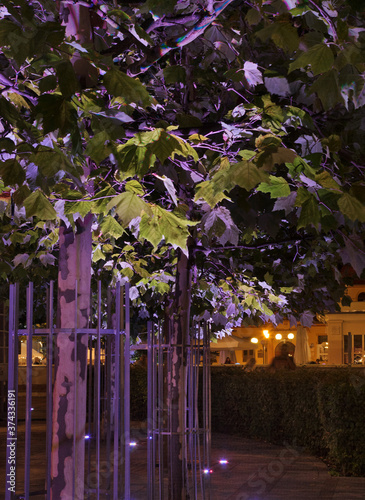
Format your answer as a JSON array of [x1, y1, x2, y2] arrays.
[[354, 334, 362, 353]]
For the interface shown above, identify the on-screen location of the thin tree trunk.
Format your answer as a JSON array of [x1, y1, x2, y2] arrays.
[[51, 215, 92, 499], [167, 249, 192, 500]]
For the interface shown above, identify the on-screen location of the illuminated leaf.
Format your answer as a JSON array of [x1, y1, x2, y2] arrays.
[[257, 176, 291, 198], [23, 191, 57, 220], [106, 191, 151, 226], [338, 193, 365, 222], [104, 69, 151, 107], [100, 216, 125, 239]]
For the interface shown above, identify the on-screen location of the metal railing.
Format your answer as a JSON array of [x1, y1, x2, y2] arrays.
[[4, 282, 211, 499]]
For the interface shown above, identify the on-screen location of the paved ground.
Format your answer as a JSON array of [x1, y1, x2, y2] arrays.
[[1, 422, 365, 499]]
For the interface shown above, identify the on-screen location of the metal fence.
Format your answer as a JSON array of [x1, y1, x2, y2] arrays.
[[4, 282, 211, 499]]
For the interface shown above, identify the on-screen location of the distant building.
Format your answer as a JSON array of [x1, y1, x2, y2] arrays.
[[212, 283, 365, 366]]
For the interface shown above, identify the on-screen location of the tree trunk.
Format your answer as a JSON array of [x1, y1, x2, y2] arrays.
[[51, 215, 92, 499], [167, 249, 192, 500]]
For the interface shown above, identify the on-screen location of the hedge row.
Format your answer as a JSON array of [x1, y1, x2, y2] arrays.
[[130, 365, 365, 476], [211, 366, 365, 476]]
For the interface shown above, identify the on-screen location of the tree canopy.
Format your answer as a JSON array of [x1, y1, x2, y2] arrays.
[[0, 0, 365, 329]]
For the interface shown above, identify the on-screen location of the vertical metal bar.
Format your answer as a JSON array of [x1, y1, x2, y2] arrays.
[[86, 333, 92, 498], [105, 332, 112, 497], [6, 284, 18, 500], [46, 281, 54, 500], [96, 281, 101, 500], [152, 322, 156, 498], [124, 282, 131, 499], [24, 282, 33, 498], [73, 280, 78, 500], [119, 287, 124, 494], [147, 321, 153, 499], [114, 283, 121, 499], [204, 322, 211, 499], [158, 322, 164, 500]]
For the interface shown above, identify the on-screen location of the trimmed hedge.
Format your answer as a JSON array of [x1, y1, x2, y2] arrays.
[[211, 366, 365, 476], [130, 365, 365, 476]]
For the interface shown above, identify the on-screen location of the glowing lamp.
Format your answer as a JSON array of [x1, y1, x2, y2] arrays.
[[219, 459, 228, 464], [275, 334, 282, 340], [129, 441, 137, 447], [287, 333, 294, 339], [263, 330, 269, 338], [251, 337, 259, 344]]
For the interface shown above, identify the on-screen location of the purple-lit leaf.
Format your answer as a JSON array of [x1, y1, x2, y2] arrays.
[[243, 61, 263, 87], [264, 77, 290, 97], [273, 192, 297, 214], [339, 236, 365, 277], [299, 311, 314, 327]]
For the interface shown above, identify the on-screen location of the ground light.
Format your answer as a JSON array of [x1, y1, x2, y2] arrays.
[[219, 459, 228, 465]]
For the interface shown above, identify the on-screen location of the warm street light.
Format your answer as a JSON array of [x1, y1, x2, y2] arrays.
[[288, 333, 294, 339], [251, 337, 259, 344], [275, 333, 282, 340], [263, 329, 269, 338]]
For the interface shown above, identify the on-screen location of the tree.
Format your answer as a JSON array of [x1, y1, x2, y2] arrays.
[[1, 0, 365, 498]]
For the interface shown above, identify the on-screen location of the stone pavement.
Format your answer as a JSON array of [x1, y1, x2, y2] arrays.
[[1, 423, 365, 499]]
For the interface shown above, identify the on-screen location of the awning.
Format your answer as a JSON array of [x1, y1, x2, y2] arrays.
[[210, 335, 259, 351]]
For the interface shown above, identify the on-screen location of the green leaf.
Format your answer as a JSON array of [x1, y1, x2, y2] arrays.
[[195, 159, 266, 207], [0, 96, 22, 126], [64, 201, 93, 218], [56, 61, 80, 98], [139, 205, 196, 252], [232, 161, 266, 191], [23, 190, 57, 220], [315, 171, 341, 191], [100, 215, 125, 239], [30, 145, 80, 178], [163, 65, 186, 84], [0, 159, 25, 186], [106, 191, 151, 226], [104, 69, 151, 107], [36, 94, 78, 135], [321, 134, 341, 152], [297, 196, 320, 229], [39, 75, 58, 93], [289, 44, 334, 76], [257, 176, 291, 198], [338, 193, 365, 222], [194, 180, 231, 207], [116, 143, 155, 180], [84, 131, 112, 164], [256, 21, 299, 52], [125, 180, 144, 195], [93, 246, 105, 262], [309, 70, 343, 110], [143, 0, 177, 16]]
